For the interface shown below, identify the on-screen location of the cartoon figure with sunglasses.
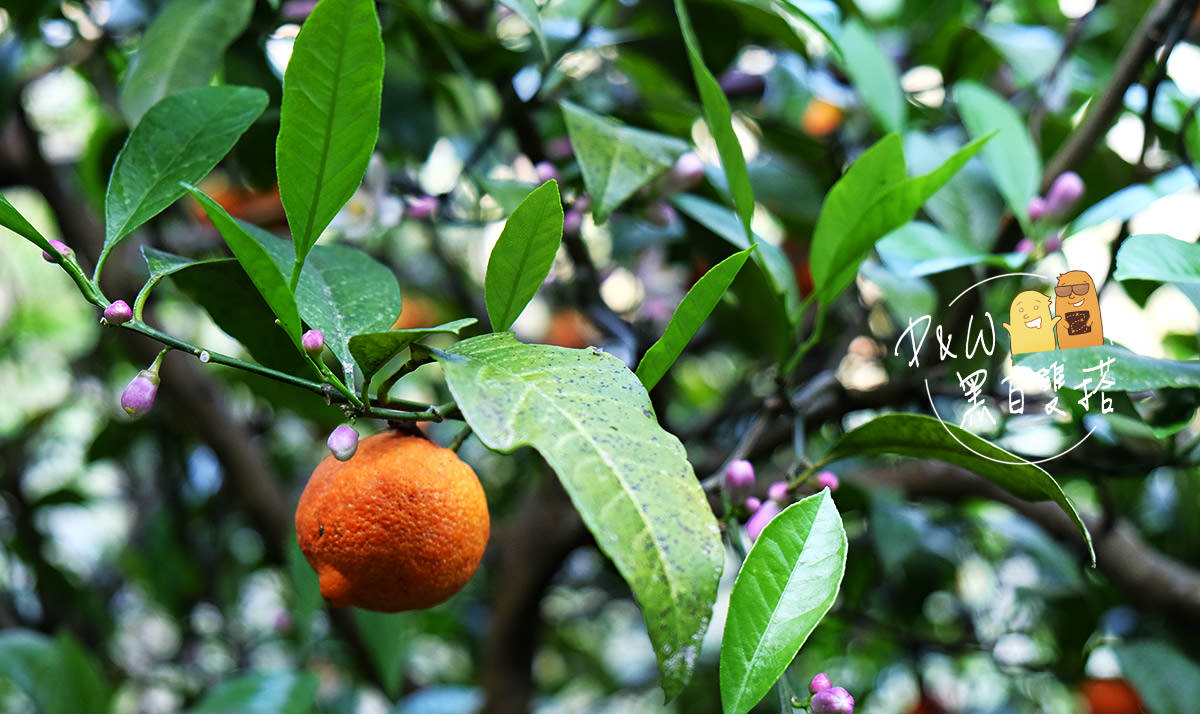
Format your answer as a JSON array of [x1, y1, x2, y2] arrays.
[[1053, 270, 1104, 349]]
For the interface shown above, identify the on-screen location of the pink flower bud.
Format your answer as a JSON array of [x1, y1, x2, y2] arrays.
[[816, 471, 839, 492], [811, 686, 854, 714], [563, 209, 583, 237], [302, 329, 325, 356], [535, 161, 559, 185], [724, 459, 755, 501], [1044, 233, 1063, 252], [744, 497, 761, 512], [642, 200, 676, 227], [664, 152, 705, 193], [810, 673, 833, 694], [1027, 196, 1047, 221], [327, 425, 359, 461], [1045, 172, 1084, 216], [408, 195, 437, 220], [42, 239, 72, 262], [121, 369, 160, 417], [1015, 237, 1035, 254], [767, 481, 790, 504], [103, 300, 133, 325], [574, 194, 591, 213], [745, 499, 781, 542]]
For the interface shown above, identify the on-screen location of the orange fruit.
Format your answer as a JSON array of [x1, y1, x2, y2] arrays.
[[801, 97, 844, 137], [295, 432, 490, 612], [543, 308, 598, 349], [1080, 678, 1145, 714]]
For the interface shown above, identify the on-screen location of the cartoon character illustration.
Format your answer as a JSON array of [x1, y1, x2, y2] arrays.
[[1054, 269, 1104, 349], [1003, 290, 1060, 355]]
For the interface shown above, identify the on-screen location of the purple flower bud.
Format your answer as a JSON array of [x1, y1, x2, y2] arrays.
[[535, 161, 560, 185], [103, 300, 133, 325], [327, 425, 359, 462], [744, 496, 762, 512], [302, 329, 325, 356], [574, 194, 591, 213], [810, 686, 854, 714], [767, 481, 790, 504], [42, 239, 72, 262], [816, 471, 839, 492], [273, 611, 293, 631], [724, 459, 755, 501], [563, 209, 583, 237], [1027, 196, 1047, 221], [547, 136, 574, 160], [810, 673, 833, 694], [1015, 237, 1035, 254], [664, 152, 705, 193], [121, 369, 160, 417], [1044, 233, 1063, 252], [718, 69, 765, 97], [745, 499, 781, 542], [642, 200, 677, 227], [1045, 172, 1084, 216], [408, 195, 438, 220]]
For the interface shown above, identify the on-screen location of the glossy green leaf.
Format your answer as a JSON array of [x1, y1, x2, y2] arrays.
[[674, 0, 755, 239], [349, 318, 478, 385], [104, 86, 268, 251], [277, 0, 384, 264], [251, 225, 403, 379], [671, 193, 801, 322], [810, 133, 991, 303], [499, 0, 548, 57], [839, 18, 905, 132], [484, 180, 564, 332], [118, 0, 254, 124], [0, 191, 55, 254], [877, 221, 1025, 277], [1071, 169, 1196, 235], [954, 81, 1039, 221], [817, 413, 1094, 563], [187, 671, 319, 714], [435, 333, 723, 699], [561, 100, 689, 221], [137, 245, 233, 316], [720, 491, 847, 714], [0, 630, 109, 714], [184, 185, 303, 343], [1016, 344, 1200, 391], [1114, 641, 1200, 714], [1112, 233, 1200, 285], [636, 247, 752, 389]]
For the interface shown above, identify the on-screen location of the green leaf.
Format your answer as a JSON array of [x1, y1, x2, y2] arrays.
[[434, 334, 723, 699], [719, 491, 847, 714], [674, 0, 756, 240], [187, 671, 319, 714], [1071, 166, 1195, 234], [954, 81, 1039, 222], [1114, 641, 1200, 714], [0, 630, 109, 714], [561, 100, 689, 222], [251, 225, 403, 379], [184, 185, 303, 343], [1016, 344, 1200, 391], [671, 193, 801, 323], [1112, 233, 1200, 285], [137, 245, 233, 317], [838, 18, 905, 132], [499, 0, 548, 57], [104, 85, 268, 251], [118, 0, 255, 124], [277, 0, 385, 264], [816, 413, 1094, 563], [354, 610, 412, 699], [349, 318, 478, 385], [0, 191, 55, 254], [876, 221, 1025, 277], [636, 247, 753, 389], [810, 133, 991, 303], [484, 180, 564, 332]]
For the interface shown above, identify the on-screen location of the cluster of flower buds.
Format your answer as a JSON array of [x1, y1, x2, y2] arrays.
[[725, 461, 843, 543], [808, 673, 855, 714]]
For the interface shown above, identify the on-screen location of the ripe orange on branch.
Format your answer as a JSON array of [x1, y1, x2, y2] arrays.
[[295, 432, 490, 612]]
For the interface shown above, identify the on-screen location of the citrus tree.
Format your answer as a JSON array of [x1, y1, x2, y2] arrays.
[[1, 0, 1199, 713]]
